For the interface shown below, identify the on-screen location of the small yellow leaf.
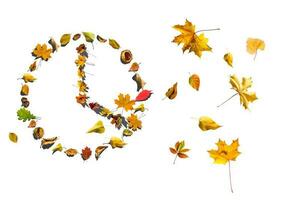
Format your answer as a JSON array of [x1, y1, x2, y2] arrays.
[[199, 116, 221, 131], [165, 82, 178, 100], [22, 73, 36, 83], [20, 84, 29, 95], [109, 136, 126, 148], [9, 132, 18, 143], [52, 143, 63, 154], [60, 34, 71, 47], [82, 32, 95, 43], [109, 39, 120, 49], [188, 74, 200, 91], [87, 120, 105, 134], [247, 38, 265, 54], [224, 53, 233, 67]]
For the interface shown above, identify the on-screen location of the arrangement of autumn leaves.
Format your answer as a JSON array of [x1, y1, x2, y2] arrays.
[[167, 19, 264, 192], [14, 32, 152, 160]]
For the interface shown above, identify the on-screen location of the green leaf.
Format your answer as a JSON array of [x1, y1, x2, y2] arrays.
[[82, 32, 95, 43], [17, 108, 36, 122]]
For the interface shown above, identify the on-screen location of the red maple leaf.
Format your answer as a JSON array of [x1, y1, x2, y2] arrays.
[[81, 146, 92, 161]]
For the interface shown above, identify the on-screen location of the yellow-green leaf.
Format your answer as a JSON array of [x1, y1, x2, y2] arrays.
[[9, 132, 18, 143], [60, 34, 71, 47]]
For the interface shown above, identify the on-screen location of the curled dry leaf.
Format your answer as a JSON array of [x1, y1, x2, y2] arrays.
[[48, 38, 59, 52], [132, 73, 146, 92], [87, 120, 105, 134], [188, 74, 200, 91], [29, 61, 37, 72], [134, 103, 145, 113], [81, 146, 92, 160], [109, 39, 120, 49], [198, 116, 221, 131], [165, 82, 178, 100], [41, 137, 58, 149], [33, 127, 44, 139], [21, 84, 29, 96], [64, 148, 78, 157], [109, 136, 127, 148], [28, 120, 37, 128], [60, 34, 71, 47], [52, 143, 63, 154], [123, 129, 133, 137], [82, 32, 95, 43], [22, 73, 36, 83], [120, 50, 133, 64], [9, 132, 18, 143], [224, 53, 233, 67], [129, 62, 140, 72], [97, 35, 107, 43], [95, 146, 108, 160], [72, 33, 81, 41]]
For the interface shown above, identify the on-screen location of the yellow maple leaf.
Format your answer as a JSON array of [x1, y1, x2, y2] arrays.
[[230, 75, 257, 109], [208, 139, 240, 164], [75, 55, 87, 68], [246, 38, 265, 59], [172, 19, 216, 57], [109, 136, 126, 148], [127, 114, 142, 131], [114, 93, 135, 111], [32, 44, 52, 61]]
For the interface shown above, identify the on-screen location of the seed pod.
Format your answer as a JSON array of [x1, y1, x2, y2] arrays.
[[120, 50, 133, 64], [21, 97, 30, 108], [33, 127, 44, 140]]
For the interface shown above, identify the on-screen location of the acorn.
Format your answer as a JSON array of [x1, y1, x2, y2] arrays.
[[120, 50, 133, 64], [33, 127, 44, 140]]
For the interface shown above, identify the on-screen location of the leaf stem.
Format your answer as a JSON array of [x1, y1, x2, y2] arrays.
[[195, 28, 220, 34], [173, 154, 178, 164], [217, 93, 238, 108], [228, 161, 234, 193]]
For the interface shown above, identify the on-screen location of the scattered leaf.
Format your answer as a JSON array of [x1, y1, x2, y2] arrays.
[[82, 32, 95, 43], [28, 120, 37, 128], [41, 137, 57, 149], [60, 34, 71, 47], [134, 103, 145, 113], [95, 146, 108, 160], [127, 114, 142, 131], [123, 129, 133, 137], [129, 62, 140, 72], [87, 120, 105, 134], [109, 136, 126, 148], [169, 140, 190, 164], [114, 93, 135, 111], [32, 44, 52, 61], [132, 73, 146, 91], [9, 132, 18, 143], [165, 82, 178, 100], [21, 97, 30, 108], [64, 148, 78, 157], [22, 73, 36, 83], [29, 61, 37, 72], [20, 84, 29, 96], [199, 116, 221, 131], [135, 90, 153, 102], [17, 108, 36, 122], [33, 127, 44, 140], [97, 35, 107, 43], [188, 74, 200, 91], [120, 50, 133, 64], [246, 38, 265, 59], [109, 39, 120, 49], [52, 143, 63, 154], [73, 33, 81, 41], [81, 146, 92, 160], [48, 38, 59, 52], [224, 53, 233, 67]]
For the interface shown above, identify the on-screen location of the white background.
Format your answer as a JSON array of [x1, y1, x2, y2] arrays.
[[0, 0, 282, 199]]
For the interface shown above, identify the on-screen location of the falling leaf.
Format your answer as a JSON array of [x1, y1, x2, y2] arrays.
[[208, 139, 240, 193], [76, 93, 89, 107], [227, 75, 257, 109], [77, 80, 88, 93], [123, 129, 133, 137], [109, 39, 120, 49], [87, 120, 105, 134], [97, 35, 107, 43], [81, 146, 92, 160], [64, 148, 78, 157], [95, 146, 108, 160], [135, 90, 153, 102], [75, 55, 87, 68], [114, 93, 135, 111], [169, 140, 190, 164], [32, 44, 52, 61], [52, 143, 63, 154], [72, 33, 81, 41], [129, 62, 140, 72], [246, 38, 265, 59], [127, 114, 142, 131], [41, 137, 58, 149], [9, 132, 18, 143], [48, 38, 59, 52], [20, 84, 29, 96], [28, 120, 36, 128], [111, 114, 128, 129], [21, 97, 30, 108], [172, 19, 213, 57], [82, 32, 95, 43], [60, 34, 71, 47], [165, 82, 178, 100], [188, 74, 200, 91], [208, 139, 240, 164], [29, 61, 37, 72], [132, 73, 146, 91], [120, 50, 133, 64], [22, 73, 36, 83], [109, 136, 127, 148], [224, 53, 233, 67], [33, 127, 44, 139], [134, 103, 145, 113], [17, 108, 36, 122], [199, 116, 221, 131]]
